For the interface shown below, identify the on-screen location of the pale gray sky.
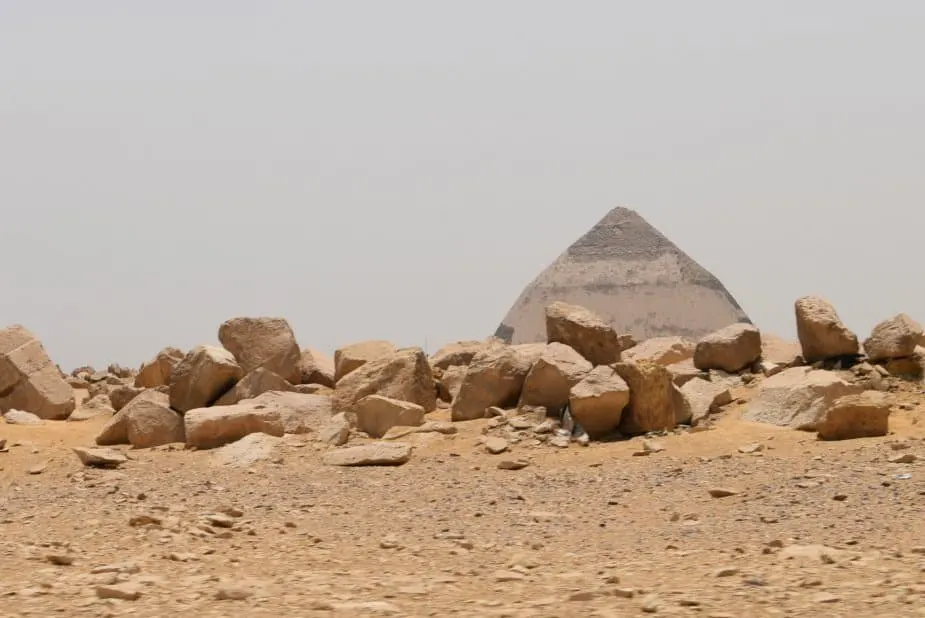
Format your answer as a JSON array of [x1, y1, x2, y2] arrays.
[[2, 1, 923, 370]]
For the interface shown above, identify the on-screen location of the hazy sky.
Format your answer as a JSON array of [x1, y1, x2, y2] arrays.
[[2, 2, 923, 370]]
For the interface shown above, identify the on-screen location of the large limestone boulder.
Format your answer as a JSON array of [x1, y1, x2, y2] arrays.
[[678, 377, 732, 426], [109, 385, 146, 412], [124, 391, 185, 448], [545, 302, 621, 366], [218, 317, 301, 383], [622, 336, 695, 366], [214, 368, 293, 406], [299, 348, 335, 387], [247, 390, 334, 435], [334, 340, 396, 383], [135, 347, 184, 388], [742, 367, 864, 430], [169, 346, 244, 413], [613, 361, 678, 434], [96, 389, 171, 446], [795, 296, 859, 363], [568, 366, 630, 438], [436, 365, 467, 403], [353, 395, 425, 438], [332, 348, 435, 413], [451, 346, 533, 421], [816, 391, 891, 440], [863, 314, 924, 362], [666, 359, 704, 387], [0, 325, 75, 420], [184, 401, 285, 449], [694, 323, 762, 373], [430, 340, 490, 370], [519, 343, 592, 409]]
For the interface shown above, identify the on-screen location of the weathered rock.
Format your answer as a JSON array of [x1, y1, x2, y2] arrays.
[[742, 367, 864, 430], [761, 334, 802, 367], [353, 395, 425, 438], [622, 337, 696, 366], [884, 348, 925, 377], [72, 446, 127, 468], [109, 385, 146, 412], [334, 340, 396, 383], [436, 365, 467, 403], [545, 302, 621, 366], [0, 325, 75, 419], [323, 442, 412, 466], [169, 346, 244, 413], [298, 348, 335, 387], [218, 316, 301, 383], [69, 394, 116, 421], [125, 391, 184, 448], [666, 359, 704, 387], [679, 378, 733, 426], [184, 401, 285, 449], [3, 409, 43, 425], [568, 366, 630, 438], [694, 323, 762, 373], [451, 346, 533, 421], [212, 432, 282, 467], [214, 368, 293, 406], [333, 348, 435, 413], [96, 389, 168, 446], [795, 296, 859, 362], [613, 361, 678, 434], [135, 347, 184, 388], [318, 412, 350, 446], [246, 390, 334, 435], [430, 340, 490, 370], [519, 343, 592, 409], [292, 383, 332, 395], [863, 314, 924, 362], [817, 391, 891, 440]]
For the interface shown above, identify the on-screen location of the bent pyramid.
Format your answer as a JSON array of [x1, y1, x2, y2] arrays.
[[494, 206, 751, 344]]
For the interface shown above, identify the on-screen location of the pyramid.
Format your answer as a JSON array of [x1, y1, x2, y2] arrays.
[[494, 207, 751, 344]]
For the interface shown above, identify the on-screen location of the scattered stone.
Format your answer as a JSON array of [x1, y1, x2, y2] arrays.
[[715, 566, 740, 577], [72, 446, 127, 468], [322, 442, 412, 466], [568, 366, 630, 438], [816, 391, 891, 441], [889, 453, 917, 464], [742, 368, 864, 430], [483, 437, 509, 454], [693, 323, 762, 373], [333, 348, 436, 414], [545, 301, 622, 366], [738, 443, 764, 454], [299, 347, 336, 387], [708, 487, 739, 498], [795, 296, 859, 363], [27, 462, 47, 475], [451, 345, 533, 421], [642, 439, 665, 453], [96, 583, 141, 601], [68, 394, 115, 421], [613, 361, 679, 434], [184, 401, 285, 449], [2, 409, 43, 425], [334, 340, 397, 382], [169, 345, 244, 413], [45, 553, 74, 566], [353, 395, 425, 438], [318, 413, 350, 446], [498, 459, 529, 470], [135, 346, 185, 388], [863, 314, 923, 362], [214, 367, 294, 406]]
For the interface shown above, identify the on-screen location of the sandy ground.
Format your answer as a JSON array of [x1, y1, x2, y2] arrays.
[[2, 380, 925, 617]]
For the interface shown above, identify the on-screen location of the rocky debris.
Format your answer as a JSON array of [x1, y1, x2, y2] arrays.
[[218, 316, 302, 383], [109, 385, 146, 411], [613, 361, 679, 434], [72, 446, 127, 468], [693, 323, 762, 373], [124, 391, 185, 448], [333, 348, 435, 414], [622, 336, 696, 366], [382, 421, 457, 440], [742, 367, 864, 430], [568, 366, 630, 438], [96, 389, 170, 446], [239, 390, 334, 436], [135, 346, 184, 388], [334, 340, 396, 383], [184, 401, 285, 449], [666, 359, 704, 387], [679, 378, 732, 426], [863, 314, 923, 362], [212, 432, 283, 467], [68, 394, 116, 421], [323, 442, 412, 466], [169, 345, 244, 413], [430, 340, 490, 370], [353, 395, 425, 438], [214, 368, 294, 406], [519, 343, 592, 409], [298, 348, 335, 387], [545, 302, 621, 365], [3, 409, 43, 425], [318, 413, 350, 446], [816, 391, 892, 440], [482, 436, 509, 454], [795, 296, 859, 363], [0, 325, 76, 419], [451, 345, 533, 421]]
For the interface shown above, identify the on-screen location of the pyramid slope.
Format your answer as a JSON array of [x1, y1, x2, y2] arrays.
[[494, 207, 751, 344]]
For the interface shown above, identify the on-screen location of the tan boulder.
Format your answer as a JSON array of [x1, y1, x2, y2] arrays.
[[318, 412, 350, 446], [451, 346, 533, 421], [218, 317, 301, 383], [863, 314, 924, 362], [613, 361, 679, 434], [299, 348, 335, 387], [430, 340, 489, 370], [519, 343, 592, 409], [622, 336, 695, 366], [124, 391, 184, 449], [135, 347, 184, 388], [246, 390, 334, 435], [109, 385, 147, 411], [666, 359, 704, 387], [568, 366, 630, 438], [816, 391, 891, 440], [436, 365, 467, 403], [795, 296, 859, 363], [214, 368, 293, 406], [742, 367, 864, 430], [761, 334, 802, 367], [694, 323, 762, 373], [184, 401, 285, 449], [96, 389, 170, 446], [545, 302, 621, 366], [678, 378, 733, 426], [334, 340, 396, 383], [884, 347, 925, 377], [322, 442, 411, 466], [353, 395, 425, 438], [169, 345, 243, 413], [332, 348, 435, 413], [69, 394, 116, 421], [0, 325, 75, 420]]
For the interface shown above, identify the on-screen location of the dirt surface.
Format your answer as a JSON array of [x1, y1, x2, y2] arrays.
[[2, 380, 925, 617]]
